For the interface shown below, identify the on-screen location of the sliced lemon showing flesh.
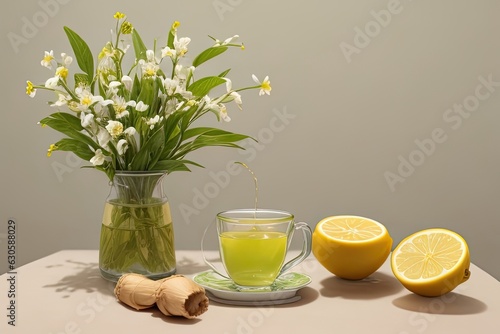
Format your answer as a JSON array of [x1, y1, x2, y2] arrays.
[[391, 228, 470, 297], [312, 215, 392, 280]]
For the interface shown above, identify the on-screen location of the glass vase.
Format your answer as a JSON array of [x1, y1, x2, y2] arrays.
[[99, 171, 176, 281]]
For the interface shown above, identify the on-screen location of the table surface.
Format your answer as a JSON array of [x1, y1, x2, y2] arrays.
[[1, 250, 499, 334]]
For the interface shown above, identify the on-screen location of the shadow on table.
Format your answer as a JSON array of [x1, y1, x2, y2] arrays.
[[176, 256, 210, 275], [277, 287, 320, 308], [42, 256, 213, 298], [150, 307, 203, 324], [43, 260, 115, 298], [207, 286, 319, 308], [392, 293, 487, 315], [319, 271, 404, 299]]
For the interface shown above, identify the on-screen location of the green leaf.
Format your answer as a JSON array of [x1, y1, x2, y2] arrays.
[[147, 77, 163, 117], [171, 131, 252, 160], [151, 159, 203, 173], [132, 28, 148, 61], [167, 24, 176, 49], [129, 128, 165, 170], [137, 77, 155, 114], [218, 69, 231, 77], [42, 112, 83, 131], [74, 73, 90, 86], [192, 46, 228, 67], [183, 127, 243, 141], [129, 74, 142, 115], [40, 113, 99, 150], [187, 76, 226, 97], [194, 132, 251, 146], [181, 127, 215, 140], [54, 138, 94, 161], [63, 27, 94, 84]]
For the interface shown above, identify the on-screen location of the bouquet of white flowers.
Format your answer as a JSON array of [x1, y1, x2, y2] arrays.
[[26, 11, 271, 181]]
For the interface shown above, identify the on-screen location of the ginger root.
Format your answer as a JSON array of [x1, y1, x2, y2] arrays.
[[156, 275, 210, 319], [114, 273, 209, 319]]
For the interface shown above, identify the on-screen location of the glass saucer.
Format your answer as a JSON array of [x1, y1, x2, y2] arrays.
[[192, 270, 311, 305]]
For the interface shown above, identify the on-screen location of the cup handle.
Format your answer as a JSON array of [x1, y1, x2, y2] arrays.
[[200, 219, 231, 279], [279, 222, 312, 276]]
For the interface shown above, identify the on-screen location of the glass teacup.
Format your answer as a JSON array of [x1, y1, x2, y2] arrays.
[[205, 209, 312, 287]]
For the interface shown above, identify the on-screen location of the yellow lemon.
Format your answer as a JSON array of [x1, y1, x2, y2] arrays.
[[312, 215, 393, 280], [391, 228, 471, 297]]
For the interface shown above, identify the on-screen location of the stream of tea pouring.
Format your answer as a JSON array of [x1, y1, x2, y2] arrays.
[[234, 162, 259, 217], [200, 162, 261, 277]]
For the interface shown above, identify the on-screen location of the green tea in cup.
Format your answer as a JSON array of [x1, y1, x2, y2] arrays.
[[216, 209, 312, 287]]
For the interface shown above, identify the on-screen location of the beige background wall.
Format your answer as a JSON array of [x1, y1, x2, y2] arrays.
[[1, 0, 499, 280]]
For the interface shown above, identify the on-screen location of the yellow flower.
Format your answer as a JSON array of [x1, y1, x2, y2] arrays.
[[47, 144, 58, 157], [121, 21, 133, 34], [113, 12, 125, 19], [172, 21, 180, 30], [26, 81, 36, 97]]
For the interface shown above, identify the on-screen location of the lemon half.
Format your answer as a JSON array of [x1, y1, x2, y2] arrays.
[[312, 215, 393, 280], [391, 228, 471, 297]]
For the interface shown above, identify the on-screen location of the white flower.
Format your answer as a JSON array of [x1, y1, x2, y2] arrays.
[[109, 81, 121, 88], [41, 50, 54, 69], [111, 95, 135, 119], [161, 46, 176, 59], [163, 78, 180, 95], [106, 83, 120, 96], [61, 53, 73, 66], [164, 98, 178, 113], [252, 74, 272, 96], [174, 64, 194, 82], [139, 59, 159, 77], [75, 87, 107, 111], [80, 113, 94, 128], [121, 75, 133, 91], [203, 95, 217, 110], [55, 66, 69, 80], [225, 78, 233, 92], [97, 128, 111, 148], [223, 35, 239, 44], [93, 103, 106, 118], [214, 35, 239, 46], [45, 76, 60, 89], [135, 101, 149, 112], [218, 104, 231, 122], [174, 36, 191, 57], [117, 139, 128, 155], [145, 115, 162, 130], [146, 50, 156, 63], [90, 149, 105, 166], [230, 92, 243, 110], [106, 120, 124, 138], [224, 79, 243, 110], [50, 94, 70, 107], [124, 127, 137, 136]]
